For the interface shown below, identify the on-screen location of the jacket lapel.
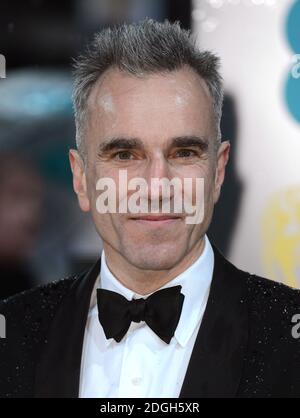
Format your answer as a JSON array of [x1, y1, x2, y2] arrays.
[[34, 259, 100, 397], [179, 246, 249, 398]]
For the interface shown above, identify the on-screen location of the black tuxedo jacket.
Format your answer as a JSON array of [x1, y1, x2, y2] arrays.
[[1, 246, 300, 398]]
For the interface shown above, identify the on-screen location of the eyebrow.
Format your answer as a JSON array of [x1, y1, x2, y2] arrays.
[[98, 137, 144, 154], [170, 135, 209, 151], [97, 135, 209, 154]]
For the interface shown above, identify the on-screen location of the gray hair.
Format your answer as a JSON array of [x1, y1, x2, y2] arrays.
[[72, 18, 224, 156]]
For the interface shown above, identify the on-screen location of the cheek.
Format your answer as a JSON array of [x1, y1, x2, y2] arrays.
[[177, 164, 213, 204], [88, 165, 131, 217], [91, 212, 119, 240], [86, 163, 112, 199]]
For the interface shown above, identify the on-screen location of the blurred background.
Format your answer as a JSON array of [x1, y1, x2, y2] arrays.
[[0, 0, 299, 299]]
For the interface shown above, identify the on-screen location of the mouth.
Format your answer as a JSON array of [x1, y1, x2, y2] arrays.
[[129, 215, 182, 226]]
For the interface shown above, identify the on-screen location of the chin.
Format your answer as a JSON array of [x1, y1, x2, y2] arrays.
[[122, 242, 185, 271]]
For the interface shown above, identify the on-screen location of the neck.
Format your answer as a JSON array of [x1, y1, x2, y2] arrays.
[[102, 238, 206, 295]]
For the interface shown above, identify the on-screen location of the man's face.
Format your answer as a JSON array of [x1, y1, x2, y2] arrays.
[[70, 67, 229, 271]]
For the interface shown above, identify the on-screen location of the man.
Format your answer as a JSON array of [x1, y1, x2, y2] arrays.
[[1, 19, 300, 398]]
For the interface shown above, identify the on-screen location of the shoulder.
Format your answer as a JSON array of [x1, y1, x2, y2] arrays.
[[237, 261, 300, 322], [0, 273, 81, 357], [245, 273, 300, 315], [244, 274, 300, 354], [219, 255, 300, 395], [217, 245, 300, 308], [216, 248, 300, 333], [238, 273, 300, 396], [213, 244, 300, 307], [0, 274, 77, 320], [0, 274, 80, 397]]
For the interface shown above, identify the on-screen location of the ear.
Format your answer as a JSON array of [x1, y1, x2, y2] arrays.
[[69, 149, 90, 212], [213, 140, 230, 204]]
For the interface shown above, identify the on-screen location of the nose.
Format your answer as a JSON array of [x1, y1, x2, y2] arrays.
[[143, 153, 174, 203]]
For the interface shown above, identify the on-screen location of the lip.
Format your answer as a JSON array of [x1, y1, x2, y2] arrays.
[[129, 215, 182, 226]]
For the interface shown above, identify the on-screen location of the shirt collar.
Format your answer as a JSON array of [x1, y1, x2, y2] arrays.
[[91, 235, 214, 348]]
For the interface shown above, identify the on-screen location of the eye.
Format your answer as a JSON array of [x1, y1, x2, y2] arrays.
[[174, 149, 198, 158], [113, 150, 134, 160]]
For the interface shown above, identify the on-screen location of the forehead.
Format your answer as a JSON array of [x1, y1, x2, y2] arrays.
[[87, 66, 214, 143]]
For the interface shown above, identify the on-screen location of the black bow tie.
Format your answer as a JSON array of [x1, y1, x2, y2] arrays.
[[97, 285, 184, 344]]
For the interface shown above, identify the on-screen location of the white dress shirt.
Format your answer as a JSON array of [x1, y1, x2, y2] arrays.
[[79, 235, 214, 398]]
